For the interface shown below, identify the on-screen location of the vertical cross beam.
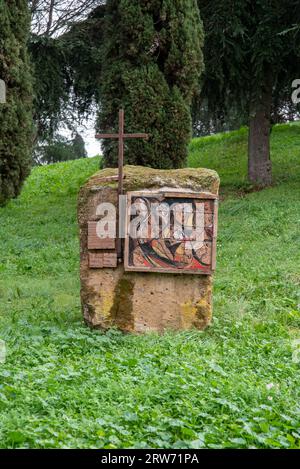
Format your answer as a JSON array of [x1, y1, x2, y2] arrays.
[[95, 109, 149, 260], [118, 109, 124, 197]]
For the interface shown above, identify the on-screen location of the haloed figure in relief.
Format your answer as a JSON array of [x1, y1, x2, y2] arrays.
[[127, 195, 214, 273]]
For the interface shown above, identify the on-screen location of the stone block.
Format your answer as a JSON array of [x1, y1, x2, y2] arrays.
[[78, 165, 220, 333]]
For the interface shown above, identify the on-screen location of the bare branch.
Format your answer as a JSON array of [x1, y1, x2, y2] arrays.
[[45, 0, 55, 36], [30, 0, 105, 37]]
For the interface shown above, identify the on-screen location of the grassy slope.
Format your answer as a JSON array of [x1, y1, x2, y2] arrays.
[[0, 124, 300, 449]]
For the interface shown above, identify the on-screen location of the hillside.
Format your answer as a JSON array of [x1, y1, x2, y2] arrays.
[[0, 124, 300, 448]]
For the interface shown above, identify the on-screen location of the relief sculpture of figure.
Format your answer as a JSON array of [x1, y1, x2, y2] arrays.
[[129, 196, 212, 271]]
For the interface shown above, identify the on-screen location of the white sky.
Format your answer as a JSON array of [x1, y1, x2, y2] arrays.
[[61, 113, 101, 157], [80, 121, 100, 157]]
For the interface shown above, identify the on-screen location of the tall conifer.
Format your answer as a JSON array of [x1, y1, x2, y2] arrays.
[[99, 0, 204, 169], [0, 0, 33, 205]]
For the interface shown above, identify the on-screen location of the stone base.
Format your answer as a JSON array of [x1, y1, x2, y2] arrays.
[[78, 165, 219, 333]]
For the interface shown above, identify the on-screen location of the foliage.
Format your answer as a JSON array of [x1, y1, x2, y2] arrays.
[[192, 99, 248, 137], [0, 123, 300, 448], [34, 133, 87, 165], [197, 0, 300, 120], [188, 122, 300, 193], [29, 0, 104, 37], [99, 0, 204, 169], [65, 5, 105, 114], [0, 0, 33, 205], [30, 0, 204, 162], [197, 0, 300, 185], [30, 34, 71, 140], [29, 4, 105, 141], [72, 133, 87, 159]]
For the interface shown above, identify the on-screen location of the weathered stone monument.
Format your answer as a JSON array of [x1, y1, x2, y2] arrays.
[[78, 111, 220, 333]]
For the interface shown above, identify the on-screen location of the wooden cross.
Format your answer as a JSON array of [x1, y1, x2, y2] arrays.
[[95, 109, 149, 197], [95, 109, 149, 259]]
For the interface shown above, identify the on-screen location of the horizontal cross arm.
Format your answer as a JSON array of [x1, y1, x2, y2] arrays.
[[95, 133, 149, 140], [124, 133, 149, 139], [95, 133, 119, 139]]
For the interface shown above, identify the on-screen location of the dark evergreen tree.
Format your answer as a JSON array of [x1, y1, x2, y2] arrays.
[[99, 0, 204, 169], [29, 4, 106, 142], [0, 0, 33, 205], [72, 133, 88, 159], [34, 133, 87, 165], [197, 0, 300, 186]]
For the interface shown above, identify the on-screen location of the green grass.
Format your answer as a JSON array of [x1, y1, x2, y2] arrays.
[[0, 124, 300, 448], [189, 122, 300, 193]]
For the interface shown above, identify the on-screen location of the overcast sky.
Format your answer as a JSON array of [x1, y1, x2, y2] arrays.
[[81, 121, 100, 157]]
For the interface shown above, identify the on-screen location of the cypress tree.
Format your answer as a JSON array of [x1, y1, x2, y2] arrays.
[[0, 0, 33, 205], [99, 0, 204, 169]]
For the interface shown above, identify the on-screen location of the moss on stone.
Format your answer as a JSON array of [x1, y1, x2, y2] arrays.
[[109, 276, 135, 332], [81, 165, 220, 196]]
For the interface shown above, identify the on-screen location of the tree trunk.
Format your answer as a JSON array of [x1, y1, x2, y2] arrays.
[[248, 84, 272, 186]]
